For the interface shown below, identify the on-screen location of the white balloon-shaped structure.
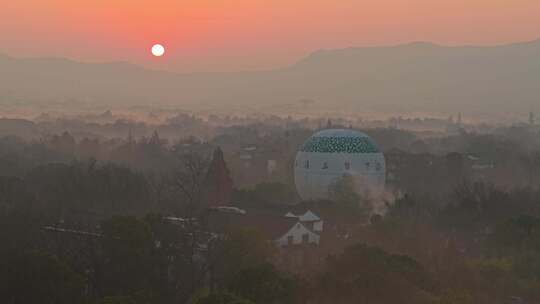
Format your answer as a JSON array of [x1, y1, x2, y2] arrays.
[[294, 129, 386, 201]]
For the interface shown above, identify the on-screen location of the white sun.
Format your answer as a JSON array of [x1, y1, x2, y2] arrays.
[[151, 44, 165, 57]]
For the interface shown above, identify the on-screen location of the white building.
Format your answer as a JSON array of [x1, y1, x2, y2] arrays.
[[294, 129, 386, 201], [285, 210, 323, 232], [275, 221, 320, 247]]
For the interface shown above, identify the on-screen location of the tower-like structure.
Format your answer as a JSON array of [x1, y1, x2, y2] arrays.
[[204, 147, 234, 206]]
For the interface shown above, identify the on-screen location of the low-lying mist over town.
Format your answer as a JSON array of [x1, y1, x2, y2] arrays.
[[2, 102, 540, 304], [3, 1, 540, 303]]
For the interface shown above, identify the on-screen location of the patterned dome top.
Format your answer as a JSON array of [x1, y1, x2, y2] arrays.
[[300, 129, 380, 153]]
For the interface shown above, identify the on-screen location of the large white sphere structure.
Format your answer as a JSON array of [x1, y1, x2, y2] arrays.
[[294, 129, 386, 201]]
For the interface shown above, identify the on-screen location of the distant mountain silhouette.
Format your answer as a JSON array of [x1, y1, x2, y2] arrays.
[[1, 39, 540, 114]]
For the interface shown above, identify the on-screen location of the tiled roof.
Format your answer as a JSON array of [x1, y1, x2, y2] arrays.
[[300, 136, 379, 153], [236, 215, 298, 239], [284, 210, 321, 222], [208, 213, 298, 239]]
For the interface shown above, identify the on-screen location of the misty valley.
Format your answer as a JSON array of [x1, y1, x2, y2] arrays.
[[0, 110, 540, 304]]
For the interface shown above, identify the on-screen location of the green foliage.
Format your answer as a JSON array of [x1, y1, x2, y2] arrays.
[[97, 295, 137, 304], [0, 251, 85, 304], [233, 182, 296, 208], [228, 263, 297, 304], [478, 215, 540, 299], [469, 257, 513, 277], [192, 290, 253, 304], [386, 193, 438, 223], [101, 216, 152, 248], [24, 161, 153, 219], [96, 291, 157, 304], [463, 134, 519, 165], [440, 181, 513, 232], [512, 252, 540, 281], [490, 215, 540, 255], [438, 289, 474, 304], [99, 216, 155, 296], [312, 243, 435, 304], [188, 288, 211, 304], [328, 174, 373, 218], [211, 228, 275, 286]]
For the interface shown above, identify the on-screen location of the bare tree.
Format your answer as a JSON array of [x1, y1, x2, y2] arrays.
[[169, 152, 209, 216], [167, 152, 211, 300], [145, 171, 169, 211]]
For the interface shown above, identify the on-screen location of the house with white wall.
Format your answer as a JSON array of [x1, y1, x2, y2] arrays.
[[285, 209, 324, 233], [207, 205, 327, 250], [275, 221, 320, 247]]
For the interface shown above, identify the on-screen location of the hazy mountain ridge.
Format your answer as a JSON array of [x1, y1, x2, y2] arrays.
[[2, 39, 540, 114]]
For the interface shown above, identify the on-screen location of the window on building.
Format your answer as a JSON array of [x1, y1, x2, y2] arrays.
[[322, 161, 328, 169], [302, 233, 309, 244], [287, 235, 294, 245], [344, 162, 351, 170], [305, 160, 310, 169]]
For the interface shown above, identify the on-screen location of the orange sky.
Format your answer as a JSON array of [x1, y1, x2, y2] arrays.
[[1, 0, 540, 72]]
